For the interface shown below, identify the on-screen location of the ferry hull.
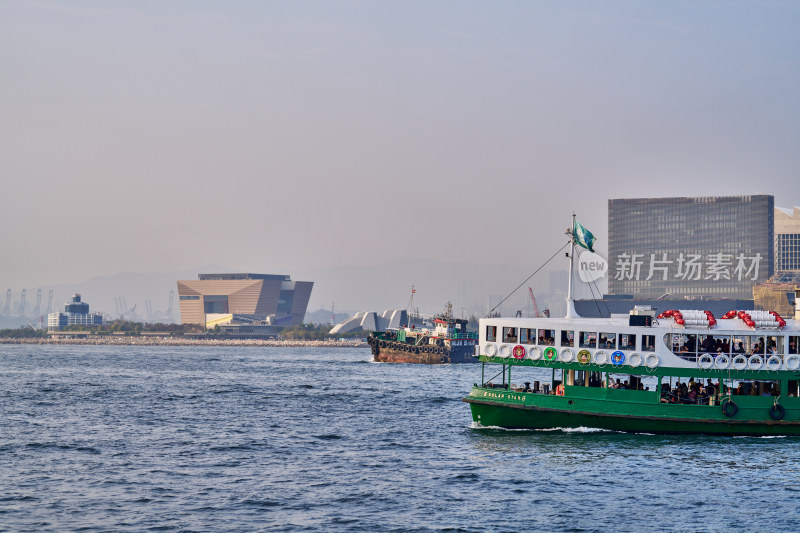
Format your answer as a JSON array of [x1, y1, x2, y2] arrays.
[[465, 386, 800, 436]]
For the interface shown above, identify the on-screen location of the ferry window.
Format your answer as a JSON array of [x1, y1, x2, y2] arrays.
[[767, 336, 782, 355], [579, 332, 597, 349], [789, 337, 799, 354], [731, 335, 747, 354], [503, 327, 518, 343], [538, 329, 555, 345], [486, 325, 497, 342], [699, 335, 731, 354], [748, 336, 766, 355], [642, 335, 655, 352], [619, 334, 635, 351], [520, 328, 535, 344], [684, 334, 698, 354], [561, 330, 574, 347], [599, 333, 616, 350]]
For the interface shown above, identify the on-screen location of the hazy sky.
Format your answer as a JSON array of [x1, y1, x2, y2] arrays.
[[3, 1, 799, 289]]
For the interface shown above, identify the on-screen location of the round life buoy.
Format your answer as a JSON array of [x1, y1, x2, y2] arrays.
[[786, 354, 800, 371], [528, 346, 542, 361], [577, 349, 592, 365], [731, 355, 748, 371], [555, 383, 565, 396], [722, 399, 738, 418], [767, 355, 782, 371], [747, 355, 764, 371], [628, 352, 642, 368], [512, 345, 526, 360], [543, 347, 558, 361], [698, 354, 714, 370], [769, 403, 786, 421], [644, 353, 659, 369], [593, 351, 608, 366], [714, 354, 730, 370], [560, 348, 574, 363], [499, 344, 511, 358], [484, 343, 497, 357], [611, 351, 625, 366], [379, 340, 386, 348]]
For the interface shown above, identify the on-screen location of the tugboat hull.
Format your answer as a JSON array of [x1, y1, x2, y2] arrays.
[[368, 336, 476, 364]]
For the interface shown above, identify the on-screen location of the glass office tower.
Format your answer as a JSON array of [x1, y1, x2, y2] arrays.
[[608, 196, 774, 299]]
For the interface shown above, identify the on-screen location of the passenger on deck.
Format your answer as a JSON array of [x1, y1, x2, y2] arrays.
[[701, 335, 716, 353], [733, 342, 745, 353], [790, 340, 798, 354]]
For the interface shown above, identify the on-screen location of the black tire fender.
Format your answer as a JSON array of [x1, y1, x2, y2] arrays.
[[722, 399, 738, 418]]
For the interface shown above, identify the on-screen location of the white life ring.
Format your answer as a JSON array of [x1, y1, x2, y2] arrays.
[[628, 352, 642, 368], [747, 355, 764, 371], [645, 353, 659, 369], [484, 343, 497, 357], [714, 354, 730, 370], [786, 354, 800, 371], [766, 355, 782, 371], [499, 344, 511, 358], [528, 346, 541, 361], [593, 350, 608, 365], [731, 355, 748, 371], [560, 348, 575, 363], [697, 354, 714, 370]]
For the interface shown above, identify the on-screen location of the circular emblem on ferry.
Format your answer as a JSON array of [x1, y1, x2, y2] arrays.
[[543, 347, 558, 361], [611, 351, 625, 366], [512, 345, 526, 359], [577, 350, 592, 365]]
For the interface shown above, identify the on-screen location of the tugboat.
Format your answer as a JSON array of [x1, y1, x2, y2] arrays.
[[463, 216, 800, 435], [368, 303, 478, 364]]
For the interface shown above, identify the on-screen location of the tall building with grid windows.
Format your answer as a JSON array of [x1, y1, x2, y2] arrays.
[[776, 206, 800, 273], [607, 196, 774, 299]]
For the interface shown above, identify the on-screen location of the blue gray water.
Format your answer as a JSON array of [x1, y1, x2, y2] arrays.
[[2, 345, 800, 532]]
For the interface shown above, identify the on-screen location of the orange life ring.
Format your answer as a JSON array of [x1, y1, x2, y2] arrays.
[[555, 384, 565, 396]]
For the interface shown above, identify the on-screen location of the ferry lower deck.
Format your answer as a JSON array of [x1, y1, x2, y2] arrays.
[[464, 361, 800, 435]]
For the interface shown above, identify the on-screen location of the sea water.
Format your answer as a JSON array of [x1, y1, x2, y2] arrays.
[[1, 344, 799, 532]]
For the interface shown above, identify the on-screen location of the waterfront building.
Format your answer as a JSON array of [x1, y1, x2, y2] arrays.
[[776, 206, 800, 273], [47, 293, 103, 331], [608, 195, 774, 300], [176, 273, 313, 327]]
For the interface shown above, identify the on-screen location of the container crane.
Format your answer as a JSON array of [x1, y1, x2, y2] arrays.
[[33, 289, 42, 317], [46, 290, 54, 314], [18, 289, 26, 317], [166, 290, 174, 322]]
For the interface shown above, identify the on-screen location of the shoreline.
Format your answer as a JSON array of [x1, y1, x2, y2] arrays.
[[0, 337, 368, 347]]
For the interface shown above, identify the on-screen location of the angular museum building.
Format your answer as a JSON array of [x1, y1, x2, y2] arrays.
[[177, 273, 313, 326]]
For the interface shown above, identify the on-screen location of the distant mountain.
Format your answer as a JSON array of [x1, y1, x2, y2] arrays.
[[294, 257, 590, 319], [9, 258, 601, 326]]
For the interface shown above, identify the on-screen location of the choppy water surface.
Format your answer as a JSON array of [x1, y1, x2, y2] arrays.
[[2, 345, 800, 532]]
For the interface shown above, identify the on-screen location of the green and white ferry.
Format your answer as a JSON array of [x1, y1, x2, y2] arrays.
[[464, 220, 800, 436]]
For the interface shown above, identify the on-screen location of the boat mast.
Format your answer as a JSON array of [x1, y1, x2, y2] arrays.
[[565, 213, 579, 319]]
